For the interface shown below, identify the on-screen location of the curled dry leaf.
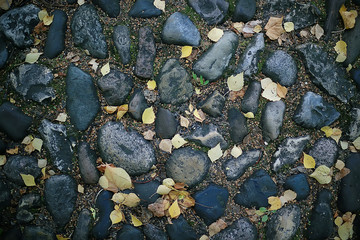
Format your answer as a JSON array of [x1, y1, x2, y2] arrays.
[[110, 208, 124, 224], [89, 58, 99, 72], [148, 198, 170, 217], [142, 107, 156, 124], [335, 167, 351, 181], [276, 83, 287, 98], [242, 20, 262, 34], [310, 24, 324, 40], [6, 147, 18, 154], [116, 104, 128, 120], [228, 89, 245, 101], [208, 27, 224, 42], [131, 214, 142, 227], [339, 5, 358, 29], [180, 46, 192, 59], [310, 165, 332, 184], [43, 15, 54, 26], [208, 143, 223, 162], [99, 175, 118, 192], [233, 22, 244, 32], [104, 106, 117, 114], [227, 72, 244, 91], [159, 139, 172, 153], [264, 17, 284, 40], [208, 219, 227, 237]]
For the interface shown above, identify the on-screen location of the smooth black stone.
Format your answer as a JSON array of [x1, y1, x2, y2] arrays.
[[234, 169, 277, 208], [38, 119, 73, 173], [188, 0, 229, 25], [0, 33, 9, 69], [0, 139, 5, 154], [228, 107, 248, 144], [198, 90, 225, 117], [284, 174, 310, 201], [262, 0, 294, 16], [194, 184, 229, 225], [233, 0, 256, 22], [293, 92, 340, 129], [344, 16, 360, 65], [134, 26, 156, 79], [272, 135, 310, 172], [0, 180, 11, 210], [166, 147, 210, 188], [78, 142, 100, 184], [92, 0, 120, 18], [92, 191, 114, 239], [324, 0, 345, 38], [73, 209, 93, 240], [0, 4, 40, 48], [241, 81, 261, 114], [22, 226, 56, 240], [116, 225, 144, 240], [354, 0, 360, 5], [129, 0, 162, 18], [349, 108, 360, 141], [352, 68, 360, 90], [284, 3, 319, 30], [143, 224, 168, 240], [66, 64, 100, 131], [309, 137, 339, 167], [18, 193, 41, 209], [2, 226, 22, 240], [128, 89, 149, 121], [155, 108, 178, 139], [156, 59, 193, 105], [98, 69, 133, 105], [306, 189, 333, 240], [0, 102, 32, 141], [4, 155, 41, 185], [44, 10, 67, 59], [67, 0, 77, 3], [338, 153, 360, 212], [71, 4, 108, 58], [187, 124, 228, 149], [211, 217, 258, 240], [166, 215, 198, 240], [161, 12, 201, 46], [223, 149, 262, 180], [261, 100, 285, 142], [113, 25, 131, 65], [134, 180, 161, 206]]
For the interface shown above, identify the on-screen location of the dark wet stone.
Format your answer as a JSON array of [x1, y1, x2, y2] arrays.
[[228, 107, 248, 144], [233, 0, 256, 22], [38, 119, 73, 173], [98, 69, 133, 105], [98, 122, 156, 175], [187, 124, 227, 149], [0, 33, 9, 69], [22, 226, 56, 240], [16, 193, 41, 223], [349, 108, 360, 141], [66, 64, 100, 131], [92, 191, 114, 239], [309, 137, 338, 167], [194, 184, 229, 225], [0, 102, 32, 141], [128, 89, 148, 121], [0, 4, 40, 48], [155, 108, 178, 139], [272, 135, 310, 172], [338, 153, 360, 212], [262, 0, 294, 16], [352, 68, 360, 90], [223, 149, 262, 180], [284, 174, 310, 201], [0, 139, 5, 154], [263, 50, 297, 87], [9, 64, 55, 103], [71, 4, 108, 59], [4, 155, 41, 185], [143, 224, 168, 240], [234, 169, 277, 208], [72, 209, 92, 240], [113, 25, 131, 65], [16, 208, 35, 223], [116, 225, 144, 240], [2, 226, 22, 240], [211, 217, 257, 240], [324, 0, 345, 38], [344, 16, 360, 65], [157, 59, 193, 105], [306, 189, 333, 240], [284, 3, 319, 30], [0, 180, 11, 210], [235, 33, 264, 77], [266, 205, 301, 240], [261, 100, 285, 142], [198, 90, 225, 117], [355, 0, 360, 5], [296, 43, 355, 103], [92, 0, 120, 17], [67, 0, 77, 3], [78, 142, 100, 184], [129, 0, 162, 18], [134, 180, 161, 206], [188, 0, 229, 25], [242, 81, 261, 114], [162, 12, 200, 46], [293, 91, 340, 129], [44, 10, 67, 59], [166, 147, 210, 188], [45, 175, 77, 228], [134, 26, 156, 79], [166, 215, 198, 240], [193, 31, 238, 82]]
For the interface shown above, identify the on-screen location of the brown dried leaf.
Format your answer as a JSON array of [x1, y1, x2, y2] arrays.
[[143, 130, 155, 140], [148, 198, 169, 217], [335, 167, 351, 181], [264, 17, 284, 40], [6, 147, 18, 154], [208, 219, 227, 237], [228, 89, 245, 101], [276, 83, 288, 98]]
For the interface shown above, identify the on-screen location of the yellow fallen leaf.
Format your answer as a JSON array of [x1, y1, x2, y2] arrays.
[[101, 62, 110, 76], [169, 199, 181, 218], [180, 46, 192, 59], [171, 134, 187, 149], [104, 165, 133, 190], [331, 128, 342, 143], [233, 22, 244, 32], [261, 78, 273, 89], [163, 178, 175, 187], [142, 107, 156, 124], [208, 143, 223, 162], [310, 24, 324, 40], [143, 130, 155, 140], [338, 221, 354, 240], [280, 189, 297, 205], [276, 83, 287, 98], [262, 82, 281, 101], [110, 208, 124, 224], [147, 80, 157, 90], [208, 27, 224, 42], [131, 214, 142, 227], [78, 184, 84, 193], [321, 126, 333, 137], [284, 22, 294, 32], [227, 72, 244, 91], [303, 152, 316, 169], [268, 196, 282, 210], [193, 109, 206, 122], [230, 145, 242, 158], [253, 25, 262, 33], [104, 106, 117, 114], [353, 136, 360, 150], [195, 87, 201, 95], [0, 155, 6, 166], [340, 141, 349, 150], [153, 0, 165, 11], [78, 0, 85, 5], [335, 216, 344, 226], [20, 173, 36, 186], [339, 5, 358, 29], [55, 113, 67, 122], [180, 115, 190, 128], [310, 165, 332, 184], [264, 17, 284, 40], [244, 112, 255, 119], [199, 235, 210, 240], [41, 167, 46, 178], [25, 52, 42, 64], [111, 193, 125, 204], [38, 9, 48, 21], [346, 64, 352, 72], [32, 138, 43, 152], [334, 40, 347, 63], [34, 38, 41, 46], [116, 104, 128, 120], [335, 160, 345, 170], [22, 135, 33, 145], [156, 185, 172, 195], [56, 235, 70, 240], [43, 15, 54, 26], [123, 193, 140, 207], [159, 139, 172, 153]]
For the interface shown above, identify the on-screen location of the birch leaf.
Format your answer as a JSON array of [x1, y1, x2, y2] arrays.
[[20, 173, 36, 186], [25, 52, 42, 64], [193, 109, 206, 122], [55, 113, 67, 122], [163, 178, 175, 187], [276, 83, 287, 98], [310, 165, 332, 184], [131, 214, 143, 227], [147, 80, 157, 90], [43, 15, 54, 26], [303, 152, 316, 169], [169, 200, 181, 218], [321, 126, 333, 137], [180, 115, 190, 128], [231, 145, 243, 158], [268, 196, 282, 210], [310, 24, 324, 40], [339, 5, 358, 29], [284, 22, 294, 32], [123, 193, 140, 207], [180, 46, 192, 58], [104, 165, 133, 190], [208, 143, 222, 162], [0, 0, 12, 10], [262, 82, 281, 101], [227, 72, 244, 91], [143, 130, 155, 140], [153, 0, 165, 12], [32, 138, 43, 152], [111, 193, 125, 204], [244, 112, 255, 118], [208, 27, 224, 42], [38, 9, 48, 21], [159, 139, 172, 153], [101, 62, 110, 76], [116, 104, 128, 120], [104, 106, 117, 114], [142, 107, 156, 124], [208, 219, 227, 237], [110, 209, 124, 224], [264, 17, 284, 40], [156, 185, 172, 195], [334, 40, 347, 63], [171, 134, 187, 149], [0, 155, 6, 166]]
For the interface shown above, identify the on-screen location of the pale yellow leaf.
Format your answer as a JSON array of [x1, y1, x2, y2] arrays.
[[208, 219, 227, 237], [169, 199, 181, 218], [331, 128, 342, 143], [339, 5, 358, 29], [116, 104, 128, 120], [280, 189, 297, 205], [338, 221, 354, 240], [227, 72, 244, 91], [233, 22, 244, 32], [0, 0, 12, 10], [353, 137, 360, 150], [335, 160, 345, 170], [199, 235, 210, 240], [99, 176, 109, 189], [334, 40, 347, 63], [261, 78, 273, 89], [171, 134, 187, 149], [43, 15, 54, 26], [276, 83, 287, 98], [193, 109, 206, 122], [131, 214, 142, 227], [101, 62, 110, 76], [123, 193, 140, 207], [180, 46, 192, 59], [321, 126, 333, 137], [253, 25, 262, 33], [268, 196, 282, 210], [208, 27, 224, 42], [110, 209, 124, 224], [264, 17, 284, 40], [336, 53, 347, 63], [335, 216, 344, 226], [163, 178, 175, 187], [310, 165, 332, 184], [0, 155, 6, 166], [231, 145, 243, 158], [300, 30, 309, 38], [142, 107, 156, 124], [104, 166, 133, 190], [34, 38, 41, 46], [22, 135, 33, 145], [38, 9, 48, 21], [78, 184, 84, 193], [346, 64, 352, 72], [147, 80, 157, 90], [189, 103, 194, 112], [153, 0, 165, 11], [111, 193, 125, 204], [244, 112, 255, 119], [180, 115, 190, 128], [208, 143, 223, 162], [55, 113, 67, 122], [41, 167, 46, 178], [20, 173, 36, 186], [56, 235, 70, 240], [104, 106, 117, 114], [143, 130, 155, 140], [284, 22, 294, 32], [303, 152, 316, 169], [89, 59, 99, 72], [195, 87, 201, 95], [77, 0, 85, 5], [262, 82, 281, 101], [25, 52, 42, 64], [32, 138, 43, 152], [242, 20, 262, 34], [310, 24, 324, 40], [340, 141, 349, 150], [156, 185, 172, 195], [159, 139, 172, 153]]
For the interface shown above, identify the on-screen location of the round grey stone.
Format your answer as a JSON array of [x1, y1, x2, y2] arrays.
[[309, 137, 339, 167]]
